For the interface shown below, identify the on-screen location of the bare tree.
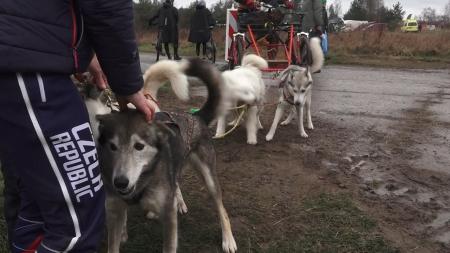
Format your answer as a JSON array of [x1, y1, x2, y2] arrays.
[[421, 7, 437, 23], [444, 0, 450, 22], [331, 0, 342, 17]]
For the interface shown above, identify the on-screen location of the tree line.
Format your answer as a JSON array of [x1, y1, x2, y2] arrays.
[[332, 0, 450, 29], [133, 0, 450, 33]]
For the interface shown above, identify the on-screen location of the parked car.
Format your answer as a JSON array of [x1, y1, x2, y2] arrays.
[[401, 19, 419, 32]]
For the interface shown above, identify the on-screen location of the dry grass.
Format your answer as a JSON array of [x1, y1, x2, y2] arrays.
[[137, 28, 227, 58], [329, 30, 450, 57], [138, 27, 449, 69], [327, 30, 450, 69]]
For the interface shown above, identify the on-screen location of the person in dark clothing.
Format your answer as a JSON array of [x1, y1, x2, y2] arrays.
[[149, 0, 182, 60], [0, 0, 155, 252], [188, 1, 216, 58]]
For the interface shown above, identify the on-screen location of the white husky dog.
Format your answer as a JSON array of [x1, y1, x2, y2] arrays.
[[265, 37, 324, 141], [215, 54, 268, 145]]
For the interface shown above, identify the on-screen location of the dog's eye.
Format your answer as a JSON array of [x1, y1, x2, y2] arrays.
[[134, 142, 145, 151], [109, 143, 118, 151], [301, 89, 306, 93]]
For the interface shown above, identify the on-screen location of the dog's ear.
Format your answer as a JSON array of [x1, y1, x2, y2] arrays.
[[153, 121, 176, 149], [279, 69, 291, 83], [95, 114, 113, 145], [280, 65, 296, 82]]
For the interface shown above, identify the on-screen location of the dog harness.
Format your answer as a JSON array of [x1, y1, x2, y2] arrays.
[[154, 111, 201, 156], [279, 80, 295, 105]]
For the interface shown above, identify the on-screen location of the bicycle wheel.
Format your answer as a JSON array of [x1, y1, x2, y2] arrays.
[[236, 36, 244, 66], [156, 41, 161, 62], [227, 40, 236, 70], [205, 41, 216, 63]]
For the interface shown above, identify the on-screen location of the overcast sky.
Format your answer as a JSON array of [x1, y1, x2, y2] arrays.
[[171, 0, 449, 17]]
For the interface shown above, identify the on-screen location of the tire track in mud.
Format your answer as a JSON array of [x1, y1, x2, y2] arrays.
[[353, 87, 450, 251]]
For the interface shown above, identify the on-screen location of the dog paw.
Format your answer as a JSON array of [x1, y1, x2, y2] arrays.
[[222, 235, 237, 253], [300, 132, 309, 138], [280, 120, 290, 126], [307, 123, 314, 130], [121, 230, 128, 243], [177, 201, 188, 214], [265, 134, 273, 141], [247, 139, 257, 145]]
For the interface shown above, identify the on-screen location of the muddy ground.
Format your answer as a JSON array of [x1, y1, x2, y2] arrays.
[[0, 63, 448, 252], [135, 64, 450, 253]]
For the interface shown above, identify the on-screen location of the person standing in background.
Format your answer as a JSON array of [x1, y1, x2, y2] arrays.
[[149, 0, 182, 60], [188, 0, 216, 59]]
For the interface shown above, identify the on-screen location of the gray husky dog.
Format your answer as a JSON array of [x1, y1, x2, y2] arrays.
[[95, 59, 237, 253], [265, 37, 324, 141]]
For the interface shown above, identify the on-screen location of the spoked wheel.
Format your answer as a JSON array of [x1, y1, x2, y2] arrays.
[[156, 41, 161, 62], [205, 40, 216, 63], [236, 36, 244, 66], [228, 36, 245, 70]]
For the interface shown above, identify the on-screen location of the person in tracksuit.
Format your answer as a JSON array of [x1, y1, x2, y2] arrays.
[[0, 0, 155, 252]]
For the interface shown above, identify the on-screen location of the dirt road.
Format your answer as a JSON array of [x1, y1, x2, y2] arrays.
[[310, 66, 450, 248], [139, 54, 450, 252]]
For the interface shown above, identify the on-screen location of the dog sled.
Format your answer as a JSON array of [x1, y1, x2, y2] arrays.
[[225, 1, 311, 72]]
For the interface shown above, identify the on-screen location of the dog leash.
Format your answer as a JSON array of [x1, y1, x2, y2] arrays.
[[104, 89, 120, 112], [213, 104, 248, 139]]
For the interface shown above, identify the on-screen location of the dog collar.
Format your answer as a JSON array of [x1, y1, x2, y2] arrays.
[[282, 86, 295, 105]]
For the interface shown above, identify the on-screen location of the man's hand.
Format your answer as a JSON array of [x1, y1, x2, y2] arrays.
[[74, 55, 108, 90], [87, 55, 108, 90], [117, 91, 155, 122]]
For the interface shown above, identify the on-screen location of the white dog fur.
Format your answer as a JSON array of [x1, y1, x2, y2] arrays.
[[215, 54, 268, 145]]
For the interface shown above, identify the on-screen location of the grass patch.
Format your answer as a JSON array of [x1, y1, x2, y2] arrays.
[[101, 192, 397, 252], [138, 28, 450, 69], [0, 175, 396, 253], [264, 193, 398, 253]]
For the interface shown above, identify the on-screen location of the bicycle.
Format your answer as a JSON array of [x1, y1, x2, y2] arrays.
[[227, 32, 245, 70], [148, 21, 165, 62], [204, 27, 216, 63]]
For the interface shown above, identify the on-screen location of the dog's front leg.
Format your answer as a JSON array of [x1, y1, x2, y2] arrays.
[[246, 105, 259, 145], [162, 197, 178, 253], [306, 93, 314, 130], [280, 106, 296, 125], [175, 183, 188, 214], [296, 104, 308, 138], [106, 196, 128, 253], [265, 102, 286, 141], [215, 115, 227, 138]]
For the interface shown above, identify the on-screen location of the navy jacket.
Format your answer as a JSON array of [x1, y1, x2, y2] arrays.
[[0, 0, 143, 96]]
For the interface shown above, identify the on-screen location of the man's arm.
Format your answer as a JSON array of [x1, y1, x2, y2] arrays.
[[77, 0, 142, 96], [78, 0, 154, 121], [148, 9, 160, 27]]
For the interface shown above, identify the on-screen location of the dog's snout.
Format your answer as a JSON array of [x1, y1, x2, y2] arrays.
[[113, 176, 129, 190]]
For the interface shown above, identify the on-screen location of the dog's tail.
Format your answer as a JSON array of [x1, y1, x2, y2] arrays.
[[309, 37, 324, 73], [142, 60, 190, 102], [184, 58, 223, 125], [241, 54, 268, 70]]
